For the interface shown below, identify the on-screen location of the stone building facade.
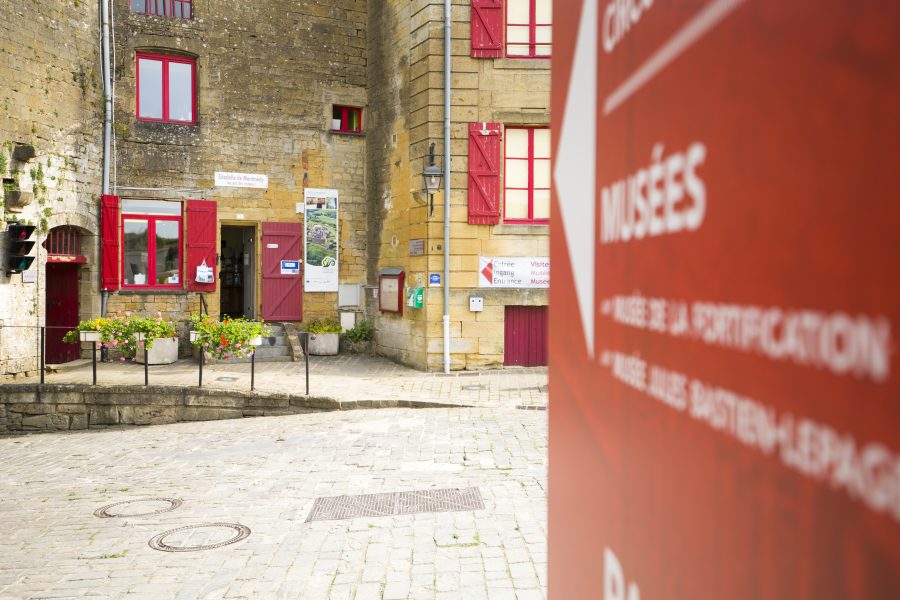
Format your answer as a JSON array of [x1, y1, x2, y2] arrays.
[[0, 1, 104, 378], [367, 1, 550, 370], [1, 0, 549, 376]]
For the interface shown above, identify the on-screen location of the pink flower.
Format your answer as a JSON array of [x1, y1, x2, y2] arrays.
[[111, 340, 118, 347], [156, 311, 162, 318], [124, 310, 131, 317], [119, 357, 125, 362]]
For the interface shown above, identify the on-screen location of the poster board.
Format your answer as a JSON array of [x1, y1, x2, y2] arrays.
[[550, 1, 900, 598], [303, 188, 339, 292]]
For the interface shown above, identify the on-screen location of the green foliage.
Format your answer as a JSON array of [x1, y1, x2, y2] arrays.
[[306, 317, 342, 334], [0, 152, 6, 174], [189, 314, 270, 360], [63, 313, 177, 359], [343, 320, 375, 343]]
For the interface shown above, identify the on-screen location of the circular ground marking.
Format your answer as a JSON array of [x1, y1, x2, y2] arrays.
[[148, 523, 251, 552], [94, 498, 183, 519]]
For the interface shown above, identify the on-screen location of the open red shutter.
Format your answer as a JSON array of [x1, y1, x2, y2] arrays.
[[100, 194, 120, 291], [186, 199, 217, 292], [468, 122, 501, 224], [471, 0, 503, 58]]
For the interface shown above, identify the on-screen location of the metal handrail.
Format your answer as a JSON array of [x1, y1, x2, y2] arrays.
[[0, 324, 310, 395]]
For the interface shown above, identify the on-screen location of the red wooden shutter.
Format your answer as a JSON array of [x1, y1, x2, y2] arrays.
[[471, 0, 503, 58], [100, 194, 120, 291], [468, 122, 501, 224], [186, 199, 217, 292]]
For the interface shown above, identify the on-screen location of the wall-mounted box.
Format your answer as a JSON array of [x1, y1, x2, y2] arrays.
[[379, 268, 405, 315], [469, 295, 484, 312]]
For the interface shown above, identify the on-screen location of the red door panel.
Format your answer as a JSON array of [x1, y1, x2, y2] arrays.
[[261, 222, 303, 321], [504, 305, 548, 367], [45, 263, 80, 363]]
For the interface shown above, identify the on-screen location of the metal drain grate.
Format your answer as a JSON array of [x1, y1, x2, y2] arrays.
[[148, 523, 251, 552], [94, 498, 182, 518], [515, 404, 547, 411], [306, 487, 484, 522]]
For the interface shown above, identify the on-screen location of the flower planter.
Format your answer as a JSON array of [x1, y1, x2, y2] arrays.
[[307, 332, 339, 355], [79, 331, 102, 343], [249, 336, 263, 346], [135, 337, 179, 365]]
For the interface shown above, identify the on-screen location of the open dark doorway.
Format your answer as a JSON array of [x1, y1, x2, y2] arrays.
[[219, 224, 256, 319]]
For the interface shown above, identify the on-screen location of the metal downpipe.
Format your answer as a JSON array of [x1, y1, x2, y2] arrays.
[[442, 0, 452, 374]]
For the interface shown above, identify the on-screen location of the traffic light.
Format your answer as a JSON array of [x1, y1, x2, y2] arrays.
[[6, 223, 36, 275]]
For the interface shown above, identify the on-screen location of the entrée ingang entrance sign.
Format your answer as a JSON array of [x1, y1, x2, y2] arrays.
[[550, 1, 900, 598]]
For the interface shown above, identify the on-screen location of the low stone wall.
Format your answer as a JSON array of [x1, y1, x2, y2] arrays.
[[0, 385, 456, 434]]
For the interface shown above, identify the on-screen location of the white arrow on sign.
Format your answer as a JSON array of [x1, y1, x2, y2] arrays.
[[553, 0, 598, 357]]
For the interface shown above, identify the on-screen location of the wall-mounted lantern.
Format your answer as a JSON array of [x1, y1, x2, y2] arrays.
[[422, 142, 443, 216]]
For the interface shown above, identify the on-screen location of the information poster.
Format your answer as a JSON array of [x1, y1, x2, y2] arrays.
[[304, 188, 339, 292], [551, 1, 900, 598], [478, 257, 550, 288]]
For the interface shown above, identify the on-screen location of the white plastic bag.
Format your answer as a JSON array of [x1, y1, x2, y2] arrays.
[[195, 259, 214, 284]]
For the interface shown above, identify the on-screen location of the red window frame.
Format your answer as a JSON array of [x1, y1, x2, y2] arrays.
[[504, 126, 550, 224], [506, 0, 552, 58], [121, 211, 183, 290], [332, 105, 363, 134], [135, 52, 197, 124], [131, 0, 193, 19]]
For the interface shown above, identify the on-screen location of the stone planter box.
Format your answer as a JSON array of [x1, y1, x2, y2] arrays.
[[79, 331, 102, 343], [135, 337, 179, 365], [307, 332, 339, 356]]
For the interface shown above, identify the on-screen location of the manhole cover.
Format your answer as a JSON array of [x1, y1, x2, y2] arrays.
[[148, 523, 251, 552], [94, 498, 182, 519], [306, 487, 483, 522], [216, 376, 239, 382]]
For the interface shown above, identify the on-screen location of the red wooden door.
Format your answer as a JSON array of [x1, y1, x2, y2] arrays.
[[504, 305, 548, 367], [261, 222, 303, 321], [45, 263, 80, 363]]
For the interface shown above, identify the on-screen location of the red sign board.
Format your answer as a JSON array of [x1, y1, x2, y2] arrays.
[[550, 1, 900, 597]]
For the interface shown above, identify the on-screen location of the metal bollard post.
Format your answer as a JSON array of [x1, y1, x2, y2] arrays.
[[304, 332, 309, 396], [251, 349, 255, 391], [91, 341, 97, 385], [199, 351, 203, 387], [39, 327, 45, 385], [144, 348, 149, 386]]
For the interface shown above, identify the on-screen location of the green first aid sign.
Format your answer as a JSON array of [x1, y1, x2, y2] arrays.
[[406, 287, 424, 309]]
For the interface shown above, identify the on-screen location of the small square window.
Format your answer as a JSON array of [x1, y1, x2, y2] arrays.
[[332, 106, 362, 134], [131, 0, 193, 19]]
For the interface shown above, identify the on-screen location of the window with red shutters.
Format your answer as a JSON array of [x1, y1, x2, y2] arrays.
[[504, 127, 551, 223], [471, 0, 504, 58], [121, 200, 182, 289], [101, 195, 120, 291], [468, 122, 502, 225], [506, 0, 552, 58], [186, 200, 217, 292]]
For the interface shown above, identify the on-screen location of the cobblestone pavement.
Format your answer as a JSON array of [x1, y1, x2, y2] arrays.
[[28, 355, 548, 410], [0, 407, 547, 599]]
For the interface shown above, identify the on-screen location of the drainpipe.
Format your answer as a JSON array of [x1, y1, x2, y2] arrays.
[[100, 0, 112, 358], [442, 0, 452, 374]]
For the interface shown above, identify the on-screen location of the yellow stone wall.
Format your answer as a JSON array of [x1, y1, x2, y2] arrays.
[[368, 1, 550, 370]]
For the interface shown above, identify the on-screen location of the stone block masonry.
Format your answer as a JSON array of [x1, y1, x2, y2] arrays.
[[0, 1, 104, 379]]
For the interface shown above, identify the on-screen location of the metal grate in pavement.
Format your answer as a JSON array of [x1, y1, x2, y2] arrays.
[[305, 487, 484, 522]]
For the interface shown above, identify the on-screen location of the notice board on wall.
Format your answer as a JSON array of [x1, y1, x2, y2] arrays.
[[550, 1, 900, 598]]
